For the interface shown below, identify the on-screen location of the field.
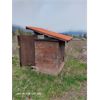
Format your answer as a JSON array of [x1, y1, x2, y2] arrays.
[[12, 39, 87, 100]]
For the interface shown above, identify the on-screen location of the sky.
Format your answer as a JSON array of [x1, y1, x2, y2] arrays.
[[12, 0, 87, 32]]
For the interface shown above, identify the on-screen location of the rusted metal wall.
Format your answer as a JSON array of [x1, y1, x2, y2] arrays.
[[18, 35, 35, 66], [35, 40, 60, 74], [18, 35, 65, 74], [56, 41, 65, 68], [59, 41, 65, 62]]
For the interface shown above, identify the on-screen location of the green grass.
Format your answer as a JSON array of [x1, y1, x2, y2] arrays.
[[12, 55, 86, 100]]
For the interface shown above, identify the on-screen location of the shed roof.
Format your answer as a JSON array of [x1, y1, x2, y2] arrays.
[[26, 26, 73, 41]]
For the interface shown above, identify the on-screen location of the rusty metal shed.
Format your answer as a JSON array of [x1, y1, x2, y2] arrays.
[[18, 26, 72, 75]]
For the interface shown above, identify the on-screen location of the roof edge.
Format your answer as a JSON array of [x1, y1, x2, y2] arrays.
[[26, 26, 73, 41]]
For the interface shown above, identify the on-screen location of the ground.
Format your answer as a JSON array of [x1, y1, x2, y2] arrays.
[[12, 39, 87, 100]]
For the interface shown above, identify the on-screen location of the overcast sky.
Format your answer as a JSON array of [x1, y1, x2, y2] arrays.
[[12, 0, 87, 32]]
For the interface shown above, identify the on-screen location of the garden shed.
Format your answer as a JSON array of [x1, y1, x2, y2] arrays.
[[18, 26, 72, 75]]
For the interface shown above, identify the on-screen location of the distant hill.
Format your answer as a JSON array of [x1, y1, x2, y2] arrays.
[[61, 31, 87, 36], [12, 25, 33, 33], [12, 25, 21, 33]]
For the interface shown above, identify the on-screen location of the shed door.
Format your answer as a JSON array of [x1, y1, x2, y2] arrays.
[[18, 35, 35, 66]]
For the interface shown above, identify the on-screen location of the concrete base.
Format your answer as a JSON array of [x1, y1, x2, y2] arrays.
[[31, 62, 65, 76]]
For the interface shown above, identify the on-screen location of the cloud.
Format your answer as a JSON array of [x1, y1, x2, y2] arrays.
[[12, 0, 87, 32]]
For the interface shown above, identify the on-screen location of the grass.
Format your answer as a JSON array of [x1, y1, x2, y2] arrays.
[[12, 41, 87, 100], [12, 40, 87, 100]]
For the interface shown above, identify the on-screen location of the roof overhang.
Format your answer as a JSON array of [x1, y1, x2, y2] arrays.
[[26, 26, 73, 42]]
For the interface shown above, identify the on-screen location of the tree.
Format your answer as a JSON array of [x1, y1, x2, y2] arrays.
[[83, 33, 87, 39]]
